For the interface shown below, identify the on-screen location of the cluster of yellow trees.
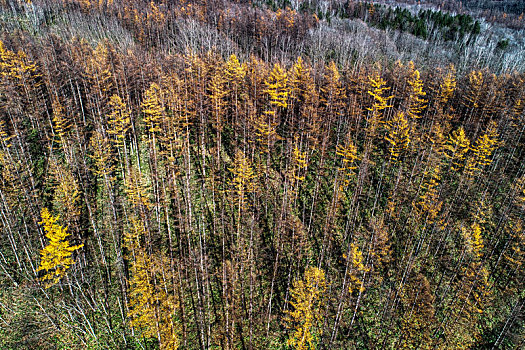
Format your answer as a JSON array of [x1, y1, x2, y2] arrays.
[[0, 18, 524, 348]]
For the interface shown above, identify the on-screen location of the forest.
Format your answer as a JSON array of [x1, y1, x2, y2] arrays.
[[0, 0, 524, 349]]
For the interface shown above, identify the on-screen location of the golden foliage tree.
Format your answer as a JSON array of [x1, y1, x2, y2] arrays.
[[209, 61, 228, 134], [106, 94, 131, 148], [369, 217, 391, 276], [400, 273, 436, 350], [160, 74, 191, 167], [51, 98, 71, 146], [228, 150, 257, 210], [285, 266, 327, 350], [445, 215, 491, 349], [128, 251, 180, 349], [264, 62, 289, 109], [385, 112, 410, 162], [439, 64, 457, 105], [336, 135, 358, 193], [90, 41, 114, 96], [290, 57, 320, 148], [462, 222, 484, 260], [290, 142, 308, 183], [89, 130, 115, 179], [224, 54, 246, 132], [405, 62, 427, 119], [49, 158, 81, 226], [513, 175, 525, 212], [0, 119, 13, 148], [464, 70, 484, 109], [289, 57, 309, 104], [413, 166, 443, 224], [257, 63, 288, 151], [0, 39, 37, 82], [141, 82, 164, 135], [465, 121, 500, 176], [345, 243, 369, 295], [37, 208, 83, 287], [366, 68, 393, 137], [125, 166, 153, 211], [225, 54, 246, 88], [321, 61, 346, 124], [125, 219, 180, 349], [443, 127, 470, 171]]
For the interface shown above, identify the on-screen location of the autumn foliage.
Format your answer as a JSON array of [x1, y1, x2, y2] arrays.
[[37, 208, 83, 287], [0, 1, 524, 349]]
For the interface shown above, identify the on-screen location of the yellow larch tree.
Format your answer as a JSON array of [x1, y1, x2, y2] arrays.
[[0, 119, 13, 148], [321, 61, 346, 123], [146, 0, 167, 25], [285, 266, 327, 350], [336, 135, 358, 194], [0, 150, 21, 210], [225, 54, 246, 88], [37, 208, 83, 288], [289, 57, 309, 103], [90, 41, 114, 96], [141, 82, 164, 136], [368, 2, 375, 16], [257, 63, 288, 152], [49, 158, 81, 227], [289, 57, 309, 131], [51, 98, 71, 146], [228, 150, 257, 211], [438, 64, 457, 105], [245, 55, 269, 105], [209, 61, 228, 133], [106, 94, 131, 149], [514, 175, 525, 211], [125, 218, 180, 349], [161, 73, 192, 129], [465, 121, 500, 176], [290, 141, 308, 183], [208, 60, 229, 161], [125, 166, 153, 212], [0, 39, 37, 82], [447, 208, 491, 350], [345, 243, 369, 295], [159, 74, 189, 171], [287, 139, 308, 198], [128, 251, 180, 349], [464, 70, 484, 109], [265, 62, 289, 109], [128, 251, 157, 339], [405, 61, 427, 119], [452, 224, 490, 344], [290, 57, 321, 149], [462, 222, 484, 260], [366, 67, 393, 137], [443, 127, 470, 171], [89, 130, 115, 179], [511, 98, 524, 126], [224, 54, 246, 112], [385, 112, 410, 162], [369, 217, 391, 276], [400, 273, 436, 350], [224, 54, 246, 132], [413, 166, 443, 224], [421, 121, 447, 165], [0, 42, 42, 134]]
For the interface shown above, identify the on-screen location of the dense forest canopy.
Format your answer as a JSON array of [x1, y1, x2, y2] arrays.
[[0, 0, 524, 349]]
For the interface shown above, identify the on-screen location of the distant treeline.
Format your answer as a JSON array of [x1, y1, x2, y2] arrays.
[[343, 2, 481, 41]]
